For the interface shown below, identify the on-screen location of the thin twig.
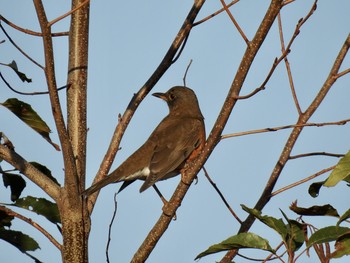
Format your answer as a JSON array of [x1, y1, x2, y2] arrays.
[[263, 241, 285, 262], [289, 152, 344, 159], [0, 22, 44, 69], [193, 0, 239, 26], [221, 118, 350, 139], [48, 0, 90, 27], [171, 33, 190, 64], [233, 86, 265, 99], [271, 165, 335, 196], [278, 0, 318, 115], [183, 59, 193, 87], [335, 68, 350, 78], [106, 193, 118, 263], [0, 16, 68, 37], [0, 71, 69, 95], [219, 0, 249, 45], [278, 13, 301, 115], [282, 0, 296, 6], [256, 0, 316, 96], [0, 205, 61, 250], [203, 167, 242, 224]]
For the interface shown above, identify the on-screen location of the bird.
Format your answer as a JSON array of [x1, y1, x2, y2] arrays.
[[82, 86, 205, 196]]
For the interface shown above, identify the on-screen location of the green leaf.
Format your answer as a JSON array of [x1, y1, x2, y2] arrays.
[[0, 228, 39, 252], [280, 209, 305, 252], [6, 60, 32, 83], [0, 208, 14, 227], [29, 162, 60, 186], [9, 196, 60, 224], [2, 172, 26, 201], [289, 201, 339, 217], [241, 205, 287, 238], [286, 219, 305, 252], [308, 226, 350, 247], [324, 150, 350, 187], [1, 98, 60, 151], [308, 181, 325, 197], [331, 233, 350, 258], [337, 209, 350, 226], [195, 232, 274, 260]]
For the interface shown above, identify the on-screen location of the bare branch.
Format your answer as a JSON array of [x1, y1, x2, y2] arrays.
[[221, 118, 350, 139], [0, 71, 69, 95], [278, 1, 318, 115], [0, 205, 61, 250], [193, 0, 240, 27], [183, 59, 193, 87], [233, 86, 265, 99], [106, 193, 117, 263], [228, 32, 350, 263], [0, 22, 44, 69], [33, 0, 78, 193], [278, 12, 301, 114], [219, 0, 249, 45], [0, 16, 68, 37], [289, 152, 344, 159], [203, 167, 242, 224], [271, 165, 335, 196], [221, 8, 349, 263], [48, 0, 90, 27], [335, 68, 350, 78], [0, 144, 60, 200]]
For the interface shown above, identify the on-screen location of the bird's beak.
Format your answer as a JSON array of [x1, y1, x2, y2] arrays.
[[152, 92, 167, 101]]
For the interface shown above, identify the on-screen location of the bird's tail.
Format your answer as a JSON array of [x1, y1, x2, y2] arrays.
[[81, 175, 119, 197]]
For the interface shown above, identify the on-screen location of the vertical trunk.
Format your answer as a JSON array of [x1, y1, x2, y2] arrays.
[[61, 0, 90, 262], [60, 190, 90, 263]]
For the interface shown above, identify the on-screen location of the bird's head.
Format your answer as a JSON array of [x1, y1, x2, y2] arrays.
[[152, 86, 203, 119]]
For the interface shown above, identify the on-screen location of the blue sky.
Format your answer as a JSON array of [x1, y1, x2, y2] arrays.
[[1, 1, 350, 262]]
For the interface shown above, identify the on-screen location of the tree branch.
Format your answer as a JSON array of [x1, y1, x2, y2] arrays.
[[219, 0, 249, 45], [0, 144, 60, 200], [0, 22, 44, 69], [226, 32, 350, 263], [0, 15, 68, 37], [193, 0, 240, 27], [271, 165, 335, 196], [0, 205, 61, 250], [221, 118, 350, 139], [131, 0, 284, 262], [48, 0, 90, 27], [33, 0, 78, 196]]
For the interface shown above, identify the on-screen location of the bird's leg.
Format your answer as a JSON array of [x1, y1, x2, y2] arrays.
[[152, 184, 168, 206], [152, 185, 177, 220]]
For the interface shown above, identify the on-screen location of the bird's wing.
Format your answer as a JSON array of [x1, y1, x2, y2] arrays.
[[139, 117, 203, 192]]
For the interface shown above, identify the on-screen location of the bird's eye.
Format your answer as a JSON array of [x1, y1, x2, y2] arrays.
[[169, 93, 176, 101]]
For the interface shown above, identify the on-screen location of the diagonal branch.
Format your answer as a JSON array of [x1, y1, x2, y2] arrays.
[[0, 15, 68, 37], [131, 0, 284, 262], [226, 33, 350, 262], [0, 144, 60, 200], [0, 22, 44, 69], [0, 205, 61, 250], [219, 0, 249, 44]]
